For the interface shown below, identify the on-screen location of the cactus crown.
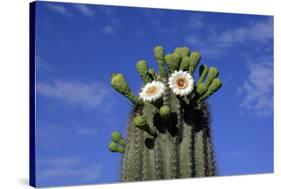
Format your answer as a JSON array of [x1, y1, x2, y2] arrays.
[[108, 46, 222, 181]]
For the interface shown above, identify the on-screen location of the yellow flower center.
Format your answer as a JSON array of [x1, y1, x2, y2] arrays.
[[176, 77, 188, 89], [145, 86, 159, 96]]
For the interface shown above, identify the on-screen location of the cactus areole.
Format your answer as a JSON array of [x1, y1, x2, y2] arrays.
[[108, 46, 222, 181]]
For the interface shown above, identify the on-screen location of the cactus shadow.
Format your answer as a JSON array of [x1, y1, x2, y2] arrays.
[[153, 112, 179, 137], [145, 138, 155, 149]]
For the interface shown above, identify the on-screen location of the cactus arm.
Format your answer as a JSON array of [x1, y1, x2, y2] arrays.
[[205, 67, 219, 88], [189, 52, 201, 74], [154, 46, 166, 78], [197, 64, 208, 85], [199, 78, 222, 101], [196, 83, 208, 97], [164, 53, 181, 73], [164, 54, 174, 73], [176, 47, 190, 71], [174, 47, 190, 57], [136, 60, 151, 84], [111, 73, 143, 106], [179, 56, 190, 71]]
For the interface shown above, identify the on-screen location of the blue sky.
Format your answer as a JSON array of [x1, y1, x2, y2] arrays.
[[34, 1, 273, 187]]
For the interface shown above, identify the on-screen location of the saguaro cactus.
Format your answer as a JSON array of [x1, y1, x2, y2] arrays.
[[108, 46, 222, 181]]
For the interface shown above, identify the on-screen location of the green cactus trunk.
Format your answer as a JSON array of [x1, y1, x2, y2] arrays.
[[108, 46, 222, 182]]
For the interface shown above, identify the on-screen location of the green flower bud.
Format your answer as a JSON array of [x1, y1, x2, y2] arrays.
[[133, 115, 147, 129], [111, 73, 129, 93], [111, 73, 143, 106], [111, 131, 126, 146], [160, 105, 171, 117], [108, 142, 124, 153], [133, 115, 157, 138]]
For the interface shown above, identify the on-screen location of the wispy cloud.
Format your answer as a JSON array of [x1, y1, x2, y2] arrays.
[[46, 3, 72, 17], [37, 157, 102, 182], [102, 25, 114, 34], [37, 123, 99, 149], [184, 18, 273, 57], [97, 6, 115, 16], [37, 80, 113, 110], [237, 56, 273, 117], [186, 14, 205, 29], [35, 54, 54, 72], [74, 4, 95, 18]]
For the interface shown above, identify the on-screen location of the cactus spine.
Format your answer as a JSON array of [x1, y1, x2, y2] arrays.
[[108, 46, 222, 181]]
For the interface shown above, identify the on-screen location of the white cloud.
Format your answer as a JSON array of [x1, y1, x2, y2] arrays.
[[184, 18, 273, 57], [97, 6, 115, 16], [35, 54, 53, 72], [186, 14, 205, 29], [47, 3, 96, 18], [46, 4, 71, 17], [37, 157, 102, 182], [37, 80, 112, 110], [102, 25, 114, 34], [237, 56, 273, 117], [37, 123, 99, 149], [216, 19, 272, 47], [75, 4, 95, 17], [37, 124, 73, 149], [38, 157, 80, 167]]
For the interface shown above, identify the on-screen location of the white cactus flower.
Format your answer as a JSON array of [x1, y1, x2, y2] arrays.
[[139, 81, 166, 102], [168, 70, 194, 96]]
